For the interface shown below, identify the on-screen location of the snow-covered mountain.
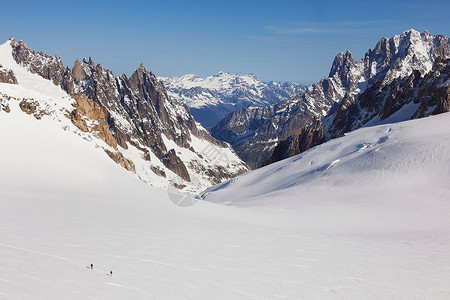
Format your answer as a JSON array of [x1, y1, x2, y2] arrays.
[[0, 38, 248, 192], [2, 76, 449, 299], [266, 56, 450, 165], [211, 29, 450, 169], [160, 72, 306, 128]]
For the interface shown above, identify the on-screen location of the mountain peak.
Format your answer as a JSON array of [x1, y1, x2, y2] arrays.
[[215, 70, 228, 77], [403, 28, 420, 35], [329, 50, 356, 79]]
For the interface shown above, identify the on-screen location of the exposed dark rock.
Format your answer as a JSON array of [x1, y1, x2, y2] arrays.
[[0, 94, 11, 113], [150, 166, 166, 178], [70, 93, 117, 148], [0, 67, 18, 84], [104, 149, 136, 173], [412, 58, 450, 117], [265, 117, 325, 165], [328, 92, 360, 138], [19, 98, 49, 120], [161, 149, 191, 182]]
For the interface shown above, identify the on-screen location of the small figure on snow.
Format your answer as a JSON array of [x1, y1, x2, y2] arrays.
[[110, 270, 113, 276], [90, 263, 93, 269]]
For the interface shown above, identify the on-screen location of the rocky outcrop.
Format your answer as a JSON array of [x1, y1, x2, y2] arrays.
[[70, 93, 117, 148], [0, 93, 12, 113], [0, 66, 18, 84], [150, 166, 166, 178], [213, 29, 450, 169], [161, 149, 190, 182], [104, 150, 136, 173], [19, 98, 50, 120]]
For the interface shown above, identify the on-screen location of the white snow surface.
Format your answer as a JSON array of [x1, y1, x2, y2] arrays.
[[1, 78, 450, 300]]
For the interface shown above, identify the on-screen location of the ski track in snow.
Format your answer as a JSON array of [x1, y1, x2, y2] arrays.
[[0, 243, 159, 299]]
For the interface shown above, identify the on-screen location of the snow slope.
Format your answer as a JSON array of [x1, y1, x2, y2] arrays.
[[1, 91, 450, 299], [204, 112, 450, 213]]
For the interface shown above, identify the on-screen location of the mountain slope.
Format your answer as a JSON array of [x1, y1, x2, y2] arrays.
[[0, 38, 248, 191], [211, 29, 450, 169], [1, 90, 449, 299], [204, 112, 450, 211], [160, 72, 306, 128]]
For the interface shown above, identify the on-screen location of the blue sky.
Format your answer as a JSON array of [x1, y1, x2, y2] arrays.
[[1, 0, 449, 84]]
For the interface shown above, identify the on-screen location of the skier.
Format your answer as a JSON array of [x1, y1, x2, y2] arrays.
[[110, 270, 113, 276], [90, 264, 93, 269]]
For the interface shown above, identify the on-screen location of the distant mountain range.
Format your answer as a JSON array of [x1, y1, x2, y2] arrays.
[[211, 29, 450, 169], [160, 72, 306, 128]]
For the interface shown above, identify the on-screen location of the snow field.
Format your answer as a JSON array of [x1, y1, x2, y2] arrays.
[[1, 100, 450, 298]]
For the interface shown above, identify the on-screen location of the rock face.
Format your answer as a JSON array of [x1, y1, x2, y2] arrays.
[[0, 66, 18, 84], [161, 149, 190, 182], [70, 93, 117, 149], [8, 38, 248, 190], [104, 149, 136, 173], [160, 72, 306, 128], [212, 29, 450, 169], [266, 57, 450, 164]]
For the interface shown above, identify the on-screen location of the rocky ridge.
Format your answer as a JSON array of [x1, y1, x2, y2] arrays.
[[5, 38, 248, 191], [212, 29, 450, 169], [266, 54, 450, 165]]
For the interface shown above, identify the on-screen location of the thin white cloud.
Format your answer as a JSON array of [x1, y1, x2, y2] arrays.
[[264, 20, 394, 36], [245, 35, 292, 43], [265, 26, 335, 35]]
